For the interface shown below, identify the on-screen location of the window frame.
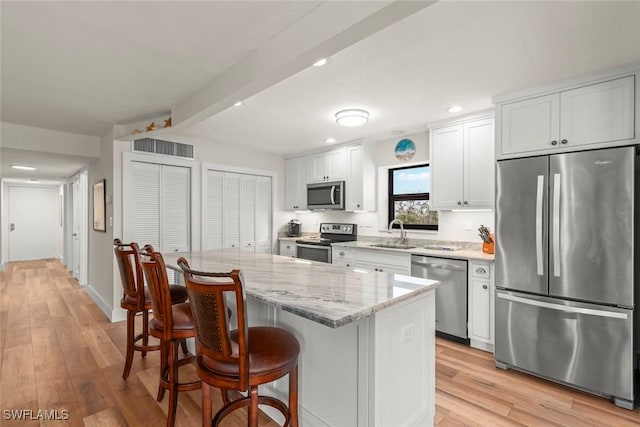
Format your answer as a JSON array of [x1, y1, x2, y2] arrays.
[[388, 163, 438, 231]]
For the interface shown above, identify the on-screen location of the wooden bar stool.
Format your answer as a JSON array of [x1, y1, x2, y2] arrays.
[[140, 246, 201, 427], [114, 239, 188, 380], [178, 257, 300, 427]]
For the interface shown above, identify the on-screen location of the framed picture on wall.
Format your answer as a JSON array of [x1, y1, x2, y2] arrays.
[[93, 179, 106, 232]]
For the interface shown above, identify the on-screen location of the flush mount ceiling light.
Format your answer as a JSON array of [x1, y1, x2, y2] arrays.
[[447, 105, 463, 113], [312, 58, 327, 67], [325, 137, 336, 144], [12, 165, 36, 170], [335, 109, 369, 127], [233, 101, 242, 107]]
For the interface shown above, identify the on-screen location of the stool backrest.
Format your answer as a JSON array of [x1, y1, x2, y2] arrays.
[[178, 257, 249, 390], [139, 245, 175, 339], [114, 238, 144, 308]]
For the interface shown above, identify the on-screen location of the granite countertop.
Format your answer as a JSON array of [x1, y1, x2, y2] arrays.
[[163, 250, 439, 329], [332, 241, 495, 262]]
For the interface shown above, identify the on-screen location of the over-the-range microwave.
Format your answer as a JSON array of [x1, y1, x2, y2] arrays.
[[307, 181, 345, 210]]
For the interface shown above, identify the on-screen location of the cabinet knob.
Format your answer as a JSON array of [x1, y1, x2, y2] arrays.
[[463, 201, 468, 205], [286, 245, 290, 249], [551, 140, 558, 145], [357, 204, 360, 208], [380, 268, 383, 272], [482, 284, 488, 290], [476, 268, 486, 274], [339, 251, 345, 256], [346, 263, 350, 267], [457, 201, 462, 205], [561, 139, 568, 145]]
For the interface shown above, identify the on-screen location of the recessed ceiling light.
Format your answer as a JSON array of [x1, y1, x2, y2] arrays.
[[447, 105, 463, 113], [312, 58, 327, 67], [335, 109, 369, 127], [233, 101, 242, 107], [12, 165, 36, 170], [325, 137, 336, 144]]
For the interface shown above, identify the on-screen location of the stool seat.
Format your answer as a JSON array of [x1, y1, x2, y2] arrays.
[[201, 327, 299, 381], [150, 302, 195, 332]]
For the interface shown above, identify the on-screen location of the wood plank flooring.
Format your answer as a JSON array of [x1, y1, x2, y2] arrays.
[[1, 259, 639, 426]]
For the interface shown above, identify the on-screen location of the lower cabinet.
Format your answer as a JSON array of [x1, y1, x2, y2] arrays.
[[332, 247, 411, 275], [468, 261, 494, 352], [279, 240, 296, 258], [332, 247, 355, 267]]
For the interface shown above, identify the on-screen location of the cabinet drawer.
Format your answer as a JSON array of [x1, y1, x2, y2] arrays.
[[471, 262, 491, 279], [356, 249, 411, 270], [332, 247, 355, 263], [279, 241, 296, 257]]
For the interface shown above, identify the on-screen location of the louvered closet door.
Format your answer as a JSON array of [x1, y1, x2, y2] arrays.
[[205, 170, 224, 249], [240, 175, 256, 251], [223, 173, 241, 249], [130, 162, 161, 248], [255, 176, 272, 253], [161, 165, 190, 253]]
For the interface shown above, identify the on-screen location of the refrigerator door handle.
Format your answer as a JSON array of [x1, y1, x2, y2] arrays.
[[535, 175, 544, 276], [497, 293, 628, 319], [552, 173, 561, 277]]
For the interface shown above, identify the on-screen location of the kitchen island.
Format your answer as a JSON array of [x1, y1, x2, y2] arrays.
[[163, 249, 439, 427]]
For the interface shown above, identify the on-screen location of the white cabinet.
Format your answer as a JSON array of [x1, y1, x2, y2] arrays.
[[430, 115, 494, 210], [345, 144, 376, 212], [309, 148, 347, 182], [285, 156, 308, 210], [279, 240, 296, 258], [468, 261, 494, 352], [332, 247, 355, 267], [129, 161, 191, 253], [353, 248, 411, 275], [498, 75, 635, 158], [204, 168, 272, 253]]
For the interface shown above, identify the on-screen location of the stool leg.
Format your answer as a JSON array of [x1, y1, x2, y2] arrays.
[[141, 310, 150, 358], [166, 340, 179, 427], [220, 389, 230, 405], [289, 365, 299, 427], [249, 386, 259, 427], [122, 310, 136, 379], [180, 339, 188, 355], [202, 383, 212, 427], [157, 339, 168, 402]]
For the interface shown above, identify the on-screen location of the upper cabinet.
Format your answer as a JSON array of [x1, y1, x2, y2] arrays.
[[285, 143, 376, 212], [309, 148, 347, 182], [430, 114, 495, 210], [497, 72, 637, 159], [285, 156, 307, 210]]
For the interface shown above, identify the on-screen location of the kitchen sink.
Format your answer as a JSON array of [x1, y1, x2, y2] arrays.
[[369, 243, 417, 250]]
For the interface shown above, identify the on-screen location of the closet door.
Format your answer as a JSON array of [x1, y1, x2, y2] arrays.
[[130, 162, 161, 248], [205, 170, 224, 249], [161, 165, 190, 253], [240, 175, 256, 251], [223, 172, 241, 249], [255, 176, 272, 254]]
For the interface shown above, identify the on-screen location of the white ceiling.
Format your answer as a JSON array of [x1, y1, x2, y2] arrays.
[[2, 1, 640, 177]]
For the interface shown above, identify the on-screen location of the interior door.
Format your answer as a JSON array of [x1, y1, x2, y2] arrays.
[[495, 156, 549, 294], [8, 185, 57, 261], [72, 178, 80, 277], [549, 147, 634, 306]]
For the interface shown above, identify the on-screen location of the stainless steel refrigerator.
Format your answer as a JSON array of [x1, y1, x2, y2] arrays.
[[495, 146, 639, 409]]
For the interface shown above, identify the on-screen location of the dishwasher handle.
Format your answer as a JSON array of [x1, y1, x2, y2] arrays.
[[411, 261, 465, 272]]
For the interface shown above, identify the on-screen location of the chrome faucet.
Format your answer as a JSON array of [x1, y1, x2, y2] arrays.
[[388, 219, 408, 247]]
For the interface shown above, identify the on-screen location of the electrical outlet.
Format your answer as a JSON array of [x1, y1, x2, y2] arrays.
[[400, 324, 415, 343]]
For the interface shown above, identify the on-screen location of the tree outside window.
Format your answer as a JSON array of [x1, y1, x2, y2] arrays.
[[388, 164, 438, 231]]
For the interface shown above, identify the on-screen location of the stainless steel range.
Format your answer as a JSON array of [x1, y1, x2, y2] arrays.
[[295, 223, 357, 263]]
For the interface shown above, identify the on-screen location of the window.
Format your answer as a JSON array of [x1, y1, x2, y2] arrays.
[[388, 164, 438, 231]]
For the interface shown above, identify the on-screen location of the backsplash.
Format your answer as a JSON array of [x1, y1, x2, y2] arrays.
[[286, 210, 495, 244]]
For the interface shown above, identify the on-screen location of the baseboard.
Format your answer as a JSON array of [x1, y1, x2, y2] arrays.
[[470, 339, 494, 354], [84, 285, 126, 322]]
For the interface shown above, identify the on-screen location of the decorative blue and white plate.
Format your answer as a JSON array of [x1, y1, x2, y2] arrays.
[[395, 138, 416, 161]]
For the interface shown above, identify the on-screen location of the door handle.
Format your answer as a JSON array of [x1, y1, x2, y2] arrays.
[[535, 175, 544, 276], [552, 173, 561, 277], [10, 223, 15, 231]]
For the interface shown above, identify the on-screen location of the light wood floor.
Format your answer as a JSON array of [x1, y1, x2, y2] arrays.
[[1, 260, 639, 426]]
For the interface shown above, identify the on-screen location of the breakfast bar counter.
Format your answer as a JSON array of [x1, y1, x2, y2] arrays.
[[163, 250, 439, 427]]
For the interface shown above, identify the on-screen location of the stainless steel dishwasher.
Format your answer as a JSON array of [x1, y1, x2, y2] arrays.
[[411, 255, 468, 342]]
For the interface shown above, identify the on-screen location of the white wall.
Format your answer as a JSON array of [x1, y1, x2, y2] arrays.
[[291, 131, 495, 243], [0, 122, 100, 156]]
